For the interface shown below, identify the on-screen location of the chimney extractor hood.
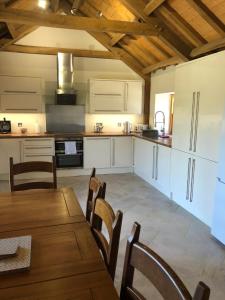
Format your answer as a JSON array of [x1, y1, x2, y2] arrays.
[[56, 52, 77, 105]]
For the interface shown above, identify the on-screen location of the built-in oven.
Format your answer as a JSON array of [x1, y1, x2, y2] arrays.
[[55, 137, 83, 168]]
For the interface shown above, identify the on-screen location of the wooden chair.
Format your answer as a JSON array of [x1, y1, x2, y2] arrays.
[[10, 156, 57, 192], [91, 197, 123, 281], [86, 168, 106, 222], [120, 222, 210, 300]]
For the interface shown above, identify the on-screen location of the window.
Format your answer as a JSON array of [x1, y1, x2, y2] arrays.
[[154, 92, 174, 135]]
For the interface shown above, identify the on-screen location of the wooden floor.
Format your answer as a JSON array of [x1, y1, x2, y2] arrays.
[[0, 174, 225, 299]]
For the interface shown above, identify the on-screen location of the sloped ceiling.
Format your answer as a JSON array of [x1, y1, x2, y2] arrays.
[[0, 0, 225, 79]]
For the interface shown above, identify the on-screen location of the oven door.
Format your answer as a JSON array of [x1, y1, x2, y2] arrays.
[[56, 153, 83, 168]]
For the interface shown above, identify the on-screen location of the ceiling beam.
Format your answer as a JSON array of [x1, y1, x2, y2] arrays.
[[144, 0, 166, 16], [119, 0, 191, 60], [50, 0, 60, 12], [186, 0, 225, 36], [142, 56, 182, 74], [0, 8, 159, 35], [109, 34, 126, 47], [191, 36, 225, 58], [2, 44, 118, 59]]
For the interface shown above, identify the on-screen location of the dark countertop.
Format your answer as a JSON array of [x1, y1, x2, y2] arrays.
[[0, 132, 172, 148]]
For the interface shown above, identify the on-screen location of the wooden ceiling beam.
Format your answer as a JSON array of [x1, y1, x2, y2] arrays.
[[142, 56, 182, 74], [109, 34, 126, 46], [0, 8, 159, 35], [50, 0, 60, 12], [191, 36, 225, 58], [2, 44, 118, 59], [186, 0, 225, 36], [120, 0, 190, 60], [144, 0, 166, 16]]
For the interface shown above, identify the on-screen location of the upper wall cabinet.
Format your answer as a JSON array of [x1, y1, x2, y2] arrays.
[[0, 75, 43, 113], [173, 52, 225, 162], [89, 79, 143, 114]]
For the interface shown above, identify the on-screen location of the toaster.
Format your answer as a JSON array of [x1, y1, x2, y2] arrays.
[[0, 118, 11, 134]]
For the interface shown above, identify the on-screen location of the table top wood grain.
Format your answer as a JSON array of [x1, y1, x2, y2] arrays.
[[0, 188, 119, 300]]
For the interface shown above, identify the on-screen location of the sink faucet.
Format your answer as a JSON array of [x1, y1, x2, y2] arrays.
[[154, 111, 165, 136]]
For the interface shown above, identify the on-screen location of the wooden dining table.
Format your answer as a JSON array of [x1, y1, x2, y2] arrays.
[[0, 187, 119, 300]]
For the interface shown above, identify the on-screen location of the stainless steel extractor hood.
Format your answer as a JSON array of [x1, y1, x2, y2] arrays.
[[56, 52, 77, 104]]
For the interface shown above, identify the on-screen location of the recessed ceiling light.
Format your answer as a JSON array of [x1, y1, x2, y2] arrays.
[[38, 0, 49, 10]]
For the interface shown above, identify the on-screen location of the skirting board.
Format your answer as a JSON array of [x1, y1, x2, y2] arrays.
[[0, 167, 134, 180]]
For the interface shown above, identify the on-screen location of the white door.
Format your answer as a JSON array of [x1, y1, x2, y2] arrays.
[[193, 56, 225, 162], [171, 149, 192, 211], [191, 156, 217, 226], [125, 81, 143, 114], [134, 138, 154, 183], [0, 139, 21, 174], [0, 94, 42, 113], [173, 63, 196, 153], [84, 137, 111, 169], [154, 144, 171, 197], [111, 137, 133, 168], [0, 76, 41, 94]]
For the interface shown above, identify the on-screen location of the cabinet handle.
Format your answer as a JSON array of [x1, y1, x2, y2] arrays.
[[189, 92, 196, 151], [124, 83, 128, 111], [186, 158, 192, 200], [24, 146, 52, 149], [25, 154, 51, 157], [190, 158, 196, 202], [94, 109, 121, 112], [155, 145, 159, 180], [5, 108, 38, 112], [152, 145, 156, 179], [24, 139, 52, 142], [193, 91, 200, 153], [86, 138, 110, 140], [94, 93, 122, 96], [112, 138, 115, 166], [4, 90, 37, 94]]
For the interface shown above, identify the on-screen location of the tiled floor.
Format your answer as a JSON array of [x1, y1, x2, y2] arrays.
[[1, 174, 225, 299]]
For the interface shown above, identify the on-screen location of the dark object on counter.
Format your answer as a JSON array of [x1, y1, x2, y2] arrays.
[[0, 118, 11, 134], [142, 129, 159, 138]]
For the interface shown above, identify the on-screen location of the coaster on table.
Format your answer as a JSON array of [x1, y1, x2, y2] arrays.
[[0, 236, 32, 274]]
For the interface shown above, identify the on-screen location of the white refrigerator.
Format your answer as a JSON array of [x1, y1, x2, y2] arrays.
[[211, 113, 225, 245]]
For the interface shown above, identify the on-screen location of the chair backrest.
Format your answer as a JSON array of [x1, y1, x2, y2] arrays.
[[86, 168, 106, 222], [120, 222, 210, 300], [91, 197, 123, 281], [10, 156, 57, 192]]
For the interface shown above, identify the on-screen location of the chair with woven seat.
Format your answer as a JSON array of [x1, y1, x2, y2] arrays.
[[10, 156, 57, 192], [86, 168, 106, 223], [120, 222, 210, 300], [91, 197, 123, 281]]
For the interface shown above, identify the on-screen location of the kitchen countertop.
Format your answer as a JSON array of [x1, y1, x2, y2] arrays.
[[0, 132, 172, 148]]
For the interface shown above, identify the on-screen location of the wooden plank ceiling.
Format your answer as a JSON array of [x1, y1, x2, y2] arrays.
[[0, 0, 225, 78]]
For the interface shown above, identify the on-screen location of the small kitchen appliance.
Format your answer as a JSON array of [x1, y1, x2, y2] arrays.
[[123, 121, 132, 134], [0, 118, 11, 134]]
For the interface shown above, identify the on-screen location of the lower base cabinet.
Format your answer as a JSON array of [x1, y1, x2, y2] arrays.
[[0, 139, 21, 174], [133, 137, 171, 197], [84, 136, 133, 169], [171, 149, 217, 226]]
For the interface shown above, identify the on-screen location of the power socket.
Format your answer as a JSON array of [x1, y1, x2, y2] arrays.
[[117, 122, 121, 127]]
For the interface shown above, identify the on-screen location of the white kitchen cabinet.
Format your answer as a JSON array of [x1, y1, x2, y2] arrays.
[[0, 139, 21, 174], [89, 79, 143, 114], [111, 137, 133, 168], [171, 149, 217, 226], [0, 94, 42, 113], [125, 81, 143, 114], [84, 137, 111, 169], [173, 53, 225, 162], [0, 75, 41, 94], [22, 138, 54, 162], [153, 144, 171, 197], [134, 137, 154, 183]]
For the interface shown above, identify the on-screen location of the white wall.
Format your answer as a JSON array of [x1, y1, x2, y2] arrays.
[[0, 51, 141, 133], [150, 66, 175, 126]]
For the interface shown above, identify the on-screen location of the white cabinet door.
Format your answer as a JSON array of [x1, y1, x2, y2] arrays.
[[154, 144, 171, 197], [0, 94, 42, 113], [89, 79, 125, 113], [125, 81, 143, 114], [134, 137, 154, 183], [111, 137, 133, 168], [0, 76, 41, 94], [193, 56, 225, 162], [84, 137, 111, 169], [0, 139, 21, 174], [173, 64, 195, 153], [191, 157, 217, 226], [171, 149, 192, 211]]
